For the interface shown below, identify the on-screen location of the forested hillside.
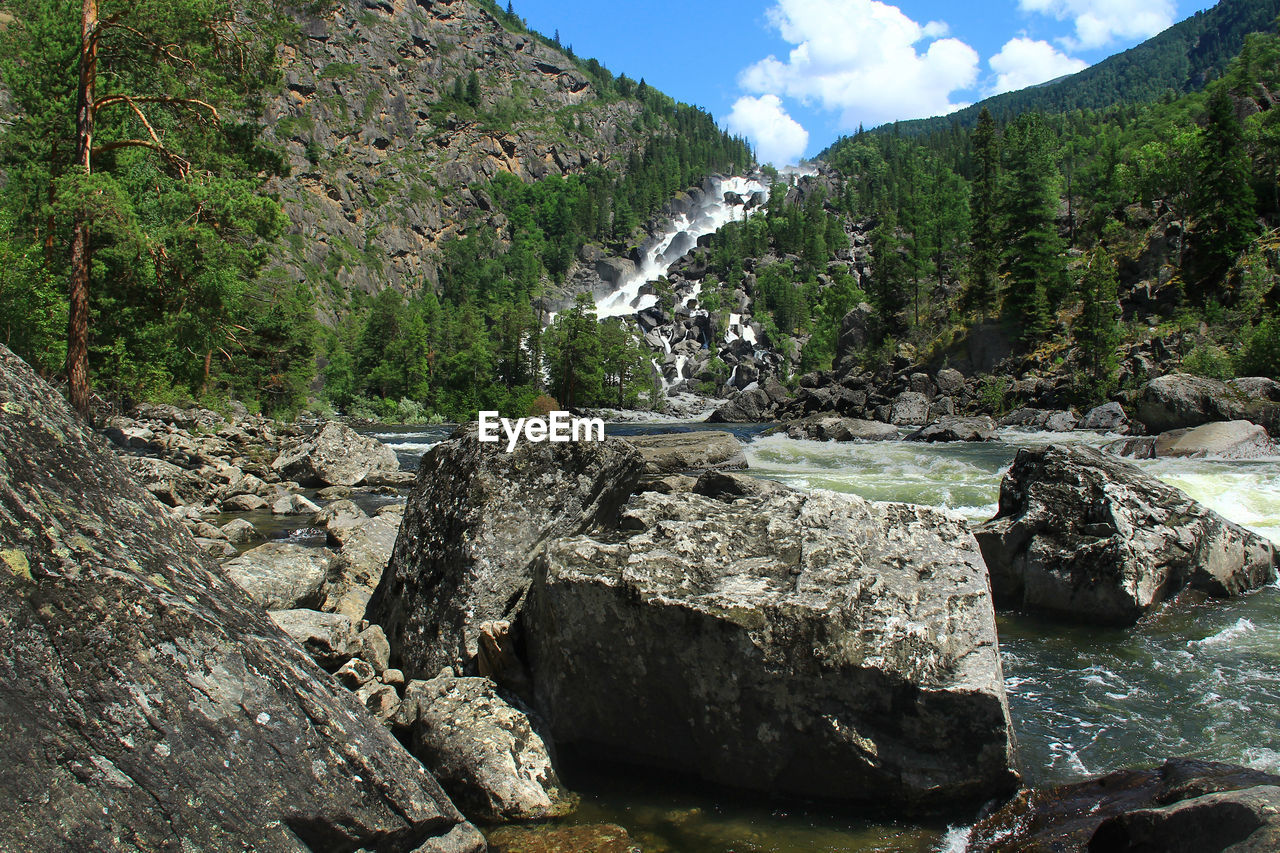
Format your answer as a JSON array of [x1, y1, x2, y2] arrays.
[[877, 0, 1280, 137], [811, 24, 1280, 410], [0, 0, 751, 418]]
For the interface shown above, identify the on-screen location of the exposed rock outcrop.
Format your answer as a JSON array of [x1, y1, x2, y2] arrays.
[[523, 490, 1017, 808], [907, 415, 997, 443], [1136, 373, 1280, 434], [223, 542, 332, 610], [975, 444, 1277, 624], [968, 759, 1280, 852], [1153, 420, 1276, 459], [366, 428, 644, 678], [772, 413, 898, 442], [0, 345, 482, 852]]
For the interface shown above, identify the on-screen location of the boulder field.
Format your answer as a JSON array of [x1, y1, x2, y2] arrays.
[[0, 345, 483, 852]]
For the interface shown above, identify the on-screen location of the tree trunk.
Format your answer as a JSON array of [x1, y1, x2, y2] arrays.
[[67, 0, 98, 419]]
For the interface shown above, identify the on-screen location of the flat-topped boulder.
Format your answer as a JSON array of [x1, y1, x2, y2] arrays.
[[222, 542, 331, 610], [907, 415, 997, 443], [621, 430, 747, 474], [1153, 420, 1275, 459], [771, 413, 898, 442], [272, 420, 400, 487], [0, 345, 481, 853], [523, 490, 1017, 808], [975, 444, 1277, 624], [366, 427, 644, 678]]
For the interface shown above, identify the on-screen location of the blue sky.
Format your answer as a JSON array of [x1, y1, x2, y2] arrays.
[[510, 0, 1217, 164]]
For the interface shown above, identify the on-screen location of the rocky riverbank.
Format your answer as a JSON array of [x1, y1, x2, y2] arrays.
[[4, 337, 1279, 851]]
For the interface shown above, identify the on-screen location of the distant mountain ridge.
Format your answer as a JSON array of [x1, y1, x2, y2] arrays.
[[863, 0, 1280, 138]]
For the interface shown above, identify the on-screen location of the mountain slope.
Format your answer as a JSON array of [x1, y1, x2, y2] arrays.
[[868, 0, 1280, 138], [265, 0, 749, 318]]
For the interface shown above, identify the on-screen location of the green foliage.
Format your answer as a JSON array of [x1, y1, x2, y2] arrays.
[[1182, 343, 1237, 379], [1238, 316, 1280, 378], [977, 375, 1013, 414], [1072, 247, 1122, 402]]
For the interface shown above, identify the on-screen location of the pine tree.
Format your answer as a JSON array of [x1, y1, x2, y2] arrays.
[[1187, 87, 1257, 300], [1073, 246, 1122, 402], [966, 108, 1001, 317], [999, 113, 1066, 344]]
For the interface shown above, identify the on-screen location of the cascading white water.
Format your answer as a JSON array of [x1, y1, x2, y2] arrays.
[[594, 175, 768, 320]]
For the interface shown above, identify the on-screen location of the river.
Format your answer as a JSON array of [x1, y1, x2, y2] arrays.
[[365, 422, 1280, 852]]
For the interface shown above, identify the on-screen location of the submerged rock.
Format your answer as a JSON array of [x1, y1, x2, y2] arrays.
[[622, 430, 747, 474], [367, 428, 643, 678], [486, 823, 642, 853], [523, 490, 1017, 808], [272, 420, 400, 487], [399, 675, 576, 822], [975, 444, 1277, 624], [0, 345, 482, 853], [968, 759, 1280, 852]]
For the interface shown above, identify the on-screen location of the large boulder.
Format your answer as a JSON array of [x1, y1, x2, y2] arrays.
[[889, 391, 931, 425], [968, 759, 1280, 852], [1080, 401, 1131, 433], [621, 430, 747, 474], [975, 444, 1277, 624], [1136, 373, 1280, 434], [0, 345, 482, 853], [1153, 420, 1276, 459], [523, 490, 1017, 808], [773, 413, 898, 442], [319, 512, 401, 619], [398, 675, 575, 822], [120, 455, 209, 507], [906, 415, 996, 443], [366, 428, 644, 678], [706, 387, 773, 423], [222, 542, 331, 610], [272, 421, 400, 487]]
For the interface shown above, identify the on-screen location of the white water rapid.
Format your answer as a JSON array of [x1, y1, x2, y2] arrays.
[[593, 175, 768, 319]]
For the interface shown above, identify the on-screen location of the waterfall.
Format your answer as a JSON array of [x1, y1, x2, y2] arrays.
[[594, 175, 768, 320]]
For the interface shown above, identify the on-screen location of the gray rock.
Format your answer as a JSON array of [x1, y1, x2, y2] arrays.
[[320, 513, 400, 619], [1044, 410, 1079, 432], [975, 444, 1277, 624], [313, 498, 371, 547], [219, 517, 258, 545], [350, 624, 392, 671], [907, 415, 997, 443], [968, 759, 1280, 853], [272, 421, 400, 487], [196, 537, 238, 559], [837, 303, 875, 356], [120, 455, 208, 507], [222, 493, 268, 512], [336, 657, 378, 689], [366, 428, 643, 678], [271, 493, 322, 515], [1136, 372, 1280, 433], [636, 473, 698, 495], [223, 542, 331, 610], [707, 387, 773, 422], [693, 470, 790, 500], [621, 431, 747, 474], [777, 414, 898, 442], [1080, 401, 1131, 433], [268, 609, 358, 669], [1154, 420, 1276, 459], [356, 680, 401, 724], [524, 490, 1017, 808], [1101, 435, 1158, 459], [0, 344, 481, 853], [889, 391, 930, 425], [935, 368, 965, 394], [400, 676, 576, 822]]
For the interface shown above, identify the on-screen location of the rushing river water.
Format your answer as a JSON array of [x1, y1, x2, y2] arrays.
[[364, 422, 1280, 852]]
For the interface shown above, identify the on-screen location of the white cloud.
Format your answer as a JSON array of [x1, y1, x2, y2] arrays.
[[988, 37, 1088, 95], [738, 0, 980, 130], [725, 94, 810, 166], [1019, 0, 1176, 50]]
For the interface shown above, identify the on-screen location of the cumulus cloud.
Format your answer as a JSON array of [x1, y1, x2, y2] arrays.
[[1019, 0, 1176, 50], [737, 0, 980, 130], [725, 94, 810, 166], [988, 37, 1088, 95]]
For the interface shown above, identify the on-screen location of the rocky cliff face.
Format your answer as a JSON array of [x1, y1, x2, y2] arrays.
[[265, 0, 653, 315]]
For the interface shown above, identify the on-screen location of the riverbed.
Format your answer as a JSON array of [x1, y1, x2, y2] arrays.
[[364, 422, 1280, 852]]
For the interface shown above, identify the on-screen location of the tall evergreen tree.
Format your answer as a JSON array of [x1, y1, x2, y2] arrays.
[[966, 108, 1001, 317], [1073, 246, 1122, 401]]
